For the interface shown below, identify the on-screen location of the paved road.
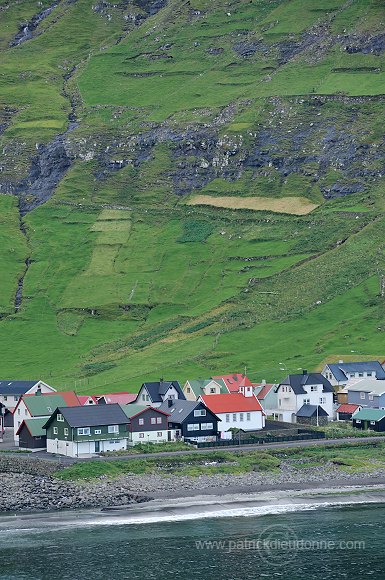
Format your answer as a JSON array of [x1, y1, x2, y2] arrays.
[[3, 435, 381, 465]]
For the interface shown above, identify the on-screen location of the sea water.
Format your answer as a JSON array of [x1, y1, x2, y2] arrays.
[[0, 502, 384, 579]]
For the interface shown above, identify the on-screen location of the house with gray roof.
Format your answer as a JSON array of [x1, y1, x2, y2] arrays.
[[135, 380, 185, 407], [0, 380, 55, 426], [346, 378, 385, 409], [273, 371, 334, 423], [296, 404, 329, 426], [158, 399, 220, 442], [120, 404, 170, 446], [322, 360, 385, 387], [43, 404, 130, 457]]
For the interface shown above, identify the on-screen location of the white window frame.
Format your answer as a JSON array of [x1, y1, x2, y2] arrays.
[[77, 427, 91, 436], [194, 409, 206, 417], [310, 386, 318, 392], [53, 427, 58, 435], [360, 392, 366, 400], [138, 418, 144, 425], [151, 417, 156, 424], [139, 433, 144, 438], [95, 429, 101, 434], [57, 414, 64, 422], [369, 394, 374, 401], [226, 414, 230, 423], [246, 413, 251, 421], [156, 417, 162, 424], [64, 428, 69, 436], [240, 413, 244, 422], [108, 425, 119, 434]]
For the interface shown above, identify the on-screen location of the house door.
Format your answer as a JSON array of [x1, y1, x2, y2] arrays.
[[95, 441, 100, 453], [168, 430, 172, 441]]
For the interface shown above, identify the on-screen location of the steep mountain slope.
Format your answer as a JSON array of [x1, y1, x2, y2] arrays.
[[1, 0, 385, 392]]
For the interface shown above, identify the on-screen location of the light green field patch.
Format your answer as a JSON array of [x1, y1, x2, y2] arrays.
[[97, 210, 132, 221], [86, 245, 120, 276]]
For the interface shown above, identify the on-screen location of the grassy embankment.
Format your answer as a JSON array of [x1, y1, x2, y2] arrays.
[[54, 441, 385, 481]]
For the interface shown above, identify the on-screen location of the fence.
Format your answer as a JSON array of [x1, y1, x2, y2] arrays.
[[186, 431, 326, 449]]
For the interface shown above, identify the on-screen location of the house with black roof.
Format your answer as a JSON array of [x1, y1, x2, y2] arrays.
[[158, 399, 220, 442], [273, 371, 334, 424], [322, 360, 385, 387], [136, 379, 186, 407], [43, 404, 130, 457], [0, 380, 56, 427]]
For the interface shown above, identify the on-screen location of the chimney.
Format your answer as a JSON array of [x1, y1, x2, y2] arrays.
[[302, 369, 308, 375], [261, 379, 266, 385], [167, 398, 173, 408], [338, 360, 344, 364]]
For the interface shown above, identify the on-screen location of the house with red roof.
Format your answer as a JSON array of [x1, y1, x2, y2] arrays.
[[97, 392, 137, 405], [78, 395, 98, 406], [200, 392, 265, 438], [13, 390, 81, 443], [336, 403, 361, 421], [211, 374, 256, 396]]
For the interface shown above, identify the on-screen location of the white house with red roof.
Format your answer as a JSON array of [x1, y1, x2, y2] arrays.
[[77, 395, 98, 406], [211, 374, 255, 396], [97, 392, 137, 405], [200, 392, 265, 438]]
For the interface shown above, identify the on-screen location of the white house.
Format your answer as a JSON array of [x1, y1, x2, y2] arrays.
[[135, 380, 186, 407], [273, 372, 334, 423], [200, 392, 265, 439], [183, 379, 227, 400], [0, 381, 56, 427], [322, 361, 385, 387]]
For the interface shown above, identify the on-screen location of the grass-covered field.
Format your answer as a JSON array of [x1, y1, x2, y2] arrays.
[[55, 441, 385, 480], [1, 0, 385, 390]]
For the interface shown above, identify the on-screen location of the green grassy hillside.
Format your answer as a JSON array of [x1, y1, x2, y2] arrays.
[[1, 0, 385, 392]]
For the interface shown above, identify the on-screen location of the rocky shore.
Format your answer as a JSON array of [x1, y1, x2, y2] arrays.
[[3, 455, 385, 512]]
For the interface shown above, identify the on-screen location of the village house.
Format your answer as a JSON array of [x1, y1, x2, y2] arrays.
[[16, 418, 47, 451], [97, 392, 137, 405], [135, 380, 185, 407], [183, 379, 228, 400], [0, 380, 56, 427], [211, 374, 255, 396], [273, 372, 334, 424], [345, 378, 385, 408], [352, 408, 385, 432], [43, 404, 131, 457], [254, 382, 278, 415], [200, 392, 265, 439], [322, 360, 385, 388], [158, 398, 220, 442], [77, 395, 98, 406], [13, 390, 80, 443], [120, 404, 171, 446], [336, 403, 361, 421]]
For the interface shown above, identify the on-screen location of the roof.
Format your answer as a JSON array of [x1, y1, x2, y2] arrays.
[[211, 374, 254, 393], [186, 379, 228, 397], [279, 373, 334, 395], [139, 381, 185, 403], [43, 404, 129, 429], [19, 392, 80, 417], [16, 417, 47, 437], [353, 408, 385, 421], [296, 404, 329, 418], [97, 393, 137, 405], [255, 384, 276, 400], [77, 395, 98, 405], [337, 404, 360, 414], [346, 378, 385, 395], [158, 399, 219, 423], [327, 361, 385, 382], [200, 393, 264, 414], [0, 381, 47, 396], [119, 404, 169, 420]]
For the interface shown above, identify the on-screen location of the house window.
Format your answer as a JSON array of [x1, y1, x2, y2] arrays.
[[304, 399, 310, 405], [108, 425, 119, 433], [14, 396, 18, 402], [151, 418, 156, 424], [356, 420, 361, 424], [64, 428, 69, 436], [77, 427, 90, 436], [139, 433, 144, 438], [350, 373, 355, 378], [57, 414, 64, 422], [156, 417, 162, 424], [3, 396, 7, 401], [233, 414, 237, 421], [25, 409, 28, 415], [157, 432, 162, 437], [360, 392, 366, 400], [142, 394, 146, 401], [187, 424, 200, 431], [240, 413, 244, 422], [187, 387, 191, 393], [95, 429, 101, 434], [18, 409, 20, 415], [310, 386, 317, 392], [210, 388, 216, 394], [226, 414, 230, 423], [369, 394, 374, 401], [367, 372, 373, 377], [246, 413, 251, 421], [53, 427, 58, 435], [194, 409, 206, 417], [139, 418, 144, 425], [201, 423, 213, 430], [370, 421, 376, 426]]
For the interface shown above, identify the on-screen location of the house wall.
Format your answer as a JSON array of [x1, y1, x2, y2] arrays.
[[348, 390, 385, 409], [178, 405, 219, 441], [217, 410, 264, 433], [277, 385, 333, 418], [183, 382, 198, 401], [128, 430, 169, 446], [47, 436, 128, 457], [353, 417, 385, 432], [130, 408, 168, 433], [13, 400, 31, 442], [260, 390, 278, 415], [18, 426, 46, 450]]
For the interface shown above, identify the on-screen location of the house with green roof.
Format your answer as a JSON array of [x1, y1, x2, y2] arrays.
[[183, 379, 228, 401], [13, 390, 80, 444], [352, 408, 385, 432], [16, 418, 47, 450]]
